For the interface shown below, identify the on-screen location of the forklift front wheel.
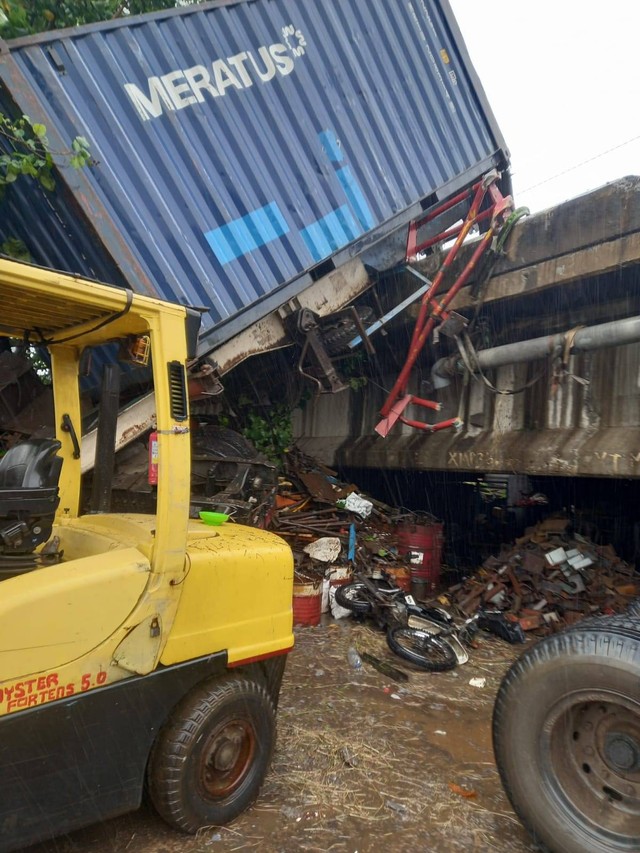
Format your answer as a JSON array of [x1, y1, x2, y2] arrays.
[[148, 676, 276, 832]]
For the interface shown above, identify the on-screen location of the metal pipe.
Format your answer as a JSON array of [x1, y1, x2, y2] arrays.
[[348, 269, 431, 349], [439, 315, 640, 375]]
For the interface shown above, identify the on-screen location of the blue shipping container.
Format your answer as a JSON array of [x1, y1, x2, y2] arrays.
[[0, 0, 509, 355]]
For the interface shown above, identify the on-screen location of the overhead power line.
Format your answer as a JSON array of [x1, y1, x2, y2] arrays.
[[520, 132, 640, 194]]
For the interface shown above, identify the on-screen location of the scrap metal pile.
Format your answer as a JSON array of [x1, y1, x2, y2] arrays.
[[270, 449, 417, 588], [446, 516, 639, 635], [269, 451, 639, 637]]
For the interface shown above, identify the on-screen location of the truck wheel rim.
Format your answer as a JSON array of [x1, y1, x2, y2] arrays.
[[199, 719, 255, 799], [543, 690, 640, 841]]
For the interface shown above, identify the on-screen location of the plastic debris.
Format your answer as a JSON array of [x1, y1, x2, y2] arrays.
[[303, 536, 342, 562], [339, 746, 359, 767], [341, 492, 373, 517], [448, 782, 477, 799], [385, 800, 409, 816], [347, 647, 362, 670], [359, 651, 409, 682]]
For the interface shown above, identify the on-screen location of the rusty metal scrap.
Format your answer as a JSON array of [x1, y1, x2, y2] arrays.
[[447, 516, 638, 634], [271, 449, 416, 586]]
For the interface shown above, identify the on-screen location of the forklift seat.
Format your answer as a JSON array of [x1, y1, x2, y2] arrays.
[[0, 439, 63, 553]]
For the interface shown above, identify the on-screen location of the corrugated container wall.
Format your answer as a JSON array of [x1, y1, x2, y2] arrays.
[[0, 0, 508, 354]]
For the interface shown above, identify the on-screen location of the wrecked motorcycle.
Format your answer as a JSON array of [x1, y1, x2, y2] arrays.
[[335, 572, 464, 672], [336, 572, 526, 672]]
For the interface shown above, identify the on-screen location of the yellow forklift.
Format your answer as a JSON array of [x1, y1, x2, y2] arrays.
[[0, 258, 294, 851]]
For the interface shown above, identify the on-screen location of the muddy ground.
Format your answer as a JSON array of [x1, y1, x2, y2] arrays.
[[26, 619, 538, 853]]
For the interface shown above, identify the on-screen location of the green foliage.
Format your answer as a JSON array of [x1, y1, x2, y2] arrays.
[[241, 404, 293, 467], [0, 1, 186, 37], [0, 236, 31, 260], [0, 3, 201, 190], [340, 352, 368, 391], [346, 374, 367, 391], [0, 113, 90, 196]]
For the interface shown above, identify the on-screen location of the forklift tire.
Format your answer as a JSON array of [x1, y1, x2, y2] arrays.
[[493, 628, 640, 853], [148, 676, 276, 832]]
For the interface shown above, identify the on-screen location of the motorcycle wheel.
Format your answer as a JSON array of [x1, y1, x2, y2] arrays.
[[334, 582, 373, 615], [386, 625, 457, 672]]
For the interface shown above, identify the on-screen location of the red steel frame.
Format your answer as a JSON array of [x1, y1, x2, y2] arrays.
[[376, 170, 513, 437]]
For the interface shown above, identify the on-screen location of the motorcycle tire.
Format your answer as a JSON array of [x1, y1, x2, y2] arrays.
[[386, 625, 457, 672], [334, 582, 373, 615]]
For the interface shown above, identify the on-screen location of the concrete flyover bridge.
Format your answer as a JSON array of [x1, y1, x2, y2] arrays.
[[293, 177, 640, 481]]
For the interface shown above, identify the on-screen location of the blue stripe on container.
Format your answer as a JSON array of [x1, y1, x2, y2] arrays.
[[336, 166, 376, 231], [300, 205, 362, 262], [318, 129, 344, 163], [205, 202, 289, 265]]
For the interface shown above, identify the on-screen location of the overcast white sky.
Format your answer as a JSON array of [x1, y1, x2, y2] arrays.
[[448, 0, 640, 213]]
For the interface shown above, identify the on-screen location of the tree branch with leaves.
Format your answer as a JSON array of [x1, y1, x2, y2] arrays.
[[0, 0, 188, 38], [0, 113, 90, 194]]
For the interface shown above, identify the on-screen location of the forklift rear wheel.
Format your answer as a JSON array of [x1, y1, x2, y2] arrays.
[[149, 676, 276, 832], [493, 628, 640, 853]]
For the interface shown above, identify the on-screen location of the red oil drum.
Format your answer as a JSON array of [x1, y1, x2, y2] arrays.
[[292, 581, 322, 627], [397, 522, 444, 593]]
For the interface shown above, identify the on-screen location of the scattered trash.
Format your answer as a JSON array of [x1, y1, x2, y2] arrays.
[[329, 585, 352, 620], [469, 677, 486, 688], [270, 449, 433, 622], [340, 493, 374, 518], [303, 536, 342, 562], [280, 805, 303, 820], [448, 782, 477, 799], [385, 799, 409, 816], [339, 746, 359, 768], [359, 651, 409, 682], [347, 647, 363, 670]]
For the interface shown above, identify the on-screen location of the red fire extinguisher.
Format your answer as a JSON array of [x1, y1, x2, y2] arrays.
[[148, 431, 158, 485]]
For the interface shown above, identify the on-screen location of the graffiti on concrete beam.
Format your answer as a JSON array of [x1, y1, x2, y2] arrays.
[[447, 451, 517, 470], [447, 449, 640, 477]]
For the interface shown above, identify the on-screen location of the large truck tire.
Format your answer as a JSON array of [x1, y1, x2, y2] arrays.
[[148, 676, 276, 832], [493, 628, 640, 852], [563, 612, 640, 637]]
